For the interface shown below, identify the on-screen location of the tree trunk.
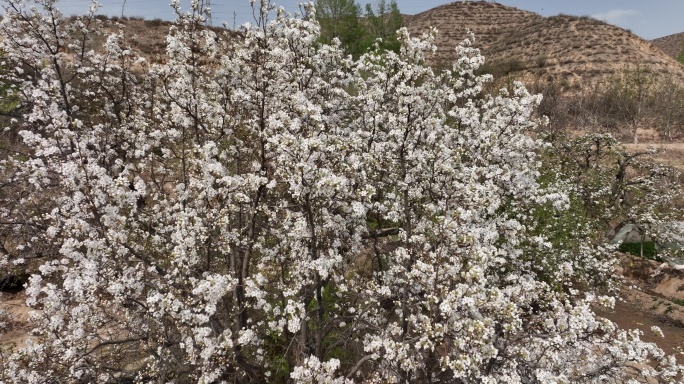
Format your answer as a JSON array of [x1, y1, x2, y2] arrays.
[[633, 127, 639, 145]]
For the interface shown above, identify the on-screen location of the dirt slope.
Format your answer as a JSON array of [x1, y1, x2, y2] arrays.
[[652, 32, 684, 59], [404, 2, 684, 88], [484, 14, 684, 87], [405, 1, 543, 68]]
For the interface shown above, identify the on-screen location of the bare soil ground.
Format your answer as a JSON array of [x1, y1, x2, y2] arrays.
[[597, 296, 684, 356], [404, 2, 684, 88], [625, 141, 684, 172], [0, 292, 30, 347], [600, 253, 684, 356]]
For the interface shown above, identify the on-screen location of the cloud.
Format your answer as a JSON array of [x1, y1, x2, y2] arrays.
[[591, 9, 641, 26]]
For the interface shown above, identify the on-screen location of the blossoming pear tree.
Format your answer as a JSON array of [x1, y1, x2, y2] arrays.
[[0, 0, 681, 382]]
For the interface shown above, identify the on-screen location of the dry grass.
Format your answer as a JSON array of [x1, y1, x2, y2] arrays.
[[651, 32, 684, 59], [405, 1, 543, 69], [64, 16, 237, 65], [110, 18, 172, 64], [404, 2, 684, 89]]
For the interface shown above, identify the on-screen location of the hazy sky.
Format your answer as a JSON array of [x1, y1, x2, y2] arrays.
[[51, 0, 683, 40]]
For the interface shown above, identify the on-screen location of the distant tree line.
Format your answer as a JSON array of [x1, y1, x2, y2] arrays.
[[315, 0, 402, 57]]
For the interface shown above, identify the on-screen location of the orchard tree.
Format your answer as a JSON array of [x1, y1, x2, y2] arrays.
[[603, 65, 658, 144], [0, 0, 681, 383], [540, 131, 684, 260], [653, 80, 684, 140]]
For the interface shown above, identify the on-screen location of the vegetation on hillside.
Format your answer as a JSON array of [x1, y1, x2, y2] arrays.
[[315, 0, 402, 56]]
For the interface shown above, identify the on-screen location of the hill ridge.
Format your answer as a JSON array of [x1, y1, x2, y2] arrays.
[[651, 32, 684, 60], [404, 2, 684, 88], [78, 3, 684, 90]]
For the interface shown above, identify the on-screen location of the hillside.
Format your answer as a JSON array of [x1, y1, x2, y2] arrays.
[[404, 2, 684, 88], [403, 1, 543, 67], [73, 3, 684, 90], [484, 14, 684, 87], [75, 16, 236, 64], [652, 31, 684, 59], [107, 17, 172, 63]]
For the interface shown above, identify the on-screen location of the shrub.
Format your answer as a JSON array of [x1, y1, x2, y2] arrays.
[[619, 241, 661, 261], [147, 17, 165, 27]]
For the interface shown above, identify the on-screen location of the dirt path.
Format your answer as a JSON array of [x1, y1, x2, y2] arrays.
[[0, 292, 30, 347], [624, 141, 684, 171], [597, 292, 684, 355]]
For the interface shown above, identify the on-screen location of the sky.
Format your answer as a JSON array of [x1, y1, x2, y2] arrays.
[[50, 0, 683, 40]]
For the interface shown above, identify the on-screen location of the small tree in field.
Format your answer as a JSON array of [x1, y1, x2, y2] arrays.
[[603, 65, 658, 144], [0, 0, 681, 383], [541, 132, 684, 257], [653, 80, 684, 140]]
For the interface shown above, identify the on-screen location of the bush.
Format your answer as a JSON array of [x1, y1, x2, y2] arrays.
[[147, 17, 165, 27], [619, 241, 661, 261], [477, 57, 525, 77]]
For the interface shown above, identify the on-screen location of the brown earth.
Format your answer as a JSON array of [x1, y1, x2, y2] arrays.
[[0, 291, 30, 347], [651, 32, 684, 60], [625, 142, 684, 172], [403, 2, 684, 89], [104, 17, 172, 64], [600, 253, 684, 356], [484, 15, 684, 87], [67, 2, 684, 92], [403, 1, 543, 67], [68, 16, 236, 65]]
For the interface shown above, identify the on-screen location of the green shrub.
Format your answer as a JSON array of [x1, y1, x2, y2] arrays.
[[619, 241, 661, 261], [671, 298, 684, 306], [677, 49, 684, 65]]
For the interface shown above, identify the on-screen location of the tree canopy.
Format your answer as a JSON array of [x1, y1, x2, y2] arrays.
[[315, 0, 365, 55], [0, 0, 681, 383], [315, 0, 403, 56]]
